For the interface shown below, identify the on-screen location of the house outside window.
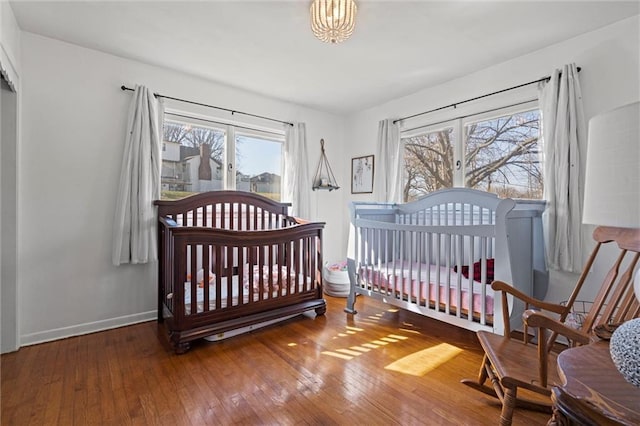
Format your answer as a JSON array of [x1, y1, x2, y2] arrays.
[[160, 114, 284, 201], [402, 105, 541, 202]]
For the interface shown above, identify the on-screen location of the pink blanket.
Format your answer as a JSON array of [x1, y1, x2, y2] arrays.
[[359, 261, 493, 316]]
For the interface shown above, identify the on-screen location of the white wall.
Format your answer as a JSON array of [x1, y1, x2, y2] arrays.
[[1, 0, 21, 353], [343, 16, 640, 303], [18, 32, 346, 345]]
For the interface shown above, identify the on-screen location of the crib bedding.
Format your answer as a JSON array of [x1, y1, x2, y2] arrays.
[[183, 273, 312, 314], [359, 262, 493, 316]]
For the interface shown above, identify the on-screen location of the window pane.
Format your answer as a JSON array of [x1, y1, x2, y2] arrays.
[[465, 110, 542, 199], [235, 135, 282, 201], [161, 120, 225, 200], [402, 128, 455, 202]]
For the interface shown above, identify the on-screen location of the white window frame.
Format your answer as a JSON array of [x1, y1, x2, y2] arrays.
[[162, 108, 285, 197]]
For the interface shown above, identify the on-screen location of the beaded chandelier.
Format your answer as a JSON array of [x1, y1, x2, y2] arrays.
[[310, 0, 357, 44]]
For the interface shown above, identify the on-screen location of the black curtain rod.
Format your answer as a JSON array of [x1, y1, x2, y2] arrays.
[[165, 111, 284, 137], [120, 85, 294, 127], [393, 67, 581, 124], [402, 98, 537, 134]]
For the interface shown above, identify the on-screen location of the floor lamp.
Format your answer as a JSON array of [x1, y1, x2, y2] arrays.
[[582, 100, 640, 387]]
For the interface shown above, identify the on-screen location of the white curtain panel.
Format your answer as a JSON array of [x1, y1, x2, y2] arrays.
[[374, 119, 402, 203], [112, 85, 163, 266], [283, 122, 311, 219], [538, 64, 586, 272]]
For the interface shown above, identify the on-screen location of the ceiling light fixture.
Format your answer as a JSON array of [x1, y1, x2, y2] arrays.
[[310, 0, 357, 44]]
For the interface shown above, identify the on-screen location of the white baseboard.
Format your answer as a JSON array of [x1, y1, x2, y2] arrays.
[[19, 310, 157, 347]]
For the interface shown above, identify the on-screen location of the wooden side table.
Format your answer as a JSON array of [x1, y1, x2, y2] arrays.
[[548, 341, 640, 425]]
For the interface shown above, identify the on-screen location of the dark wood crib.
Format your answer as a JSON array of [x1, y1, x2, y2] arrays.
[[155, 191, 326, 353]]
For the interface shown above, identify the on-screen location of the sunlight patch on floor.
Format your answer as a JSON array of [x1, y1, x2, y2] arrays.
[[336, 348, 362, 356], [384, 343, 463, 377], [387, 334, 408, 340], [321, 333, 411, 360], [321, 351, 353, 360]]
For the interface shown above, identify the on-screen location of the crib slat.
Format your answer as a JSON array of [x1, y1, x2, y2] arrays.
[[287, 241, 296, 292], [444, 234, 461, 317], [203, 244, 210, 313], [467, 236, 475, 322], [480, 237, 487, 325], [220, 202, 226, 230], [277, 241, 282, 293], [293, 238, 300, 292], [215, 245, 222, 310], [226, 245, 233, 306], [256, 244, 263, 302], [303, 236, 309, 293], [455, 234, 463, 317], [238, 244, 245, 306], [416, 231, 423, 307], [247, 245, 255, 303], [311, 235, 316, 293]]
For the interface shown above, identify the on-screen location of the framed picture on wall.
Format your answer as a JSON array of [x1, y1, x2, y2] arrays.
[[351, 155, 374, 194]]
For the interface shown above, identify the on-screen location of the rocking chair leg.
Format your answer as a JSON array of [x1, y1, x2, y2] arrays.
[[461, 355, 500, 398], [500, 387, 517, 426], [478, 354, 489, 384]]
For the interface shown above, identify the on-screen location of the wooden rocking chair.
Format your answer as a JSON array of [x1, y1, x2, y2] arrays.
[[462, 226, 640, 426]]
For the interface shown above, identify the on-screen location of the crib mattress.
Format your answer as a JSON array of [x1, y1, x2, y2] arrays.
[[359, 262, 493, 315], [182, 274, 312, 315]]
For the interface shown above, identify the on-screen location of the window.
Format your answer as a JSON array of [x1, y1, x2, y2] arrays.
[[403, 127, 455, 202], [160, 114, 284, 201], [465, 110, 542, 199], [401, 106, 542, 202], [235, 134, 282, 201]]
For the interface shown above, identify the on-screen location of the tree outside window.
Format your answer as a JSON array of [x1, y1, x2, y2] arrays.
[[403, 128, 454, 201], [402, 109, 542, 202]]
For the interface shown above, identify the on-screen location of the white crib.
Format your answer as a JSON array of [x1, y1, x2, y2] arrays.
[[346, 188, 545, 336]]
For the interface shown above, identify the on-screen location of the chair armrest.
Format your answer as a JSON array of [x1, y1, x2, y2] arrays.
[[523, 310, 591, 346], [521, 309, 592, 387], [491, 281, 566, 315]]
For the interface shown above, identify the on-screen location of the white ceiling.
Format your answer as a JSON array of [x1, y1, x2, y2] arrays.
[[10, 1, 640, 114]]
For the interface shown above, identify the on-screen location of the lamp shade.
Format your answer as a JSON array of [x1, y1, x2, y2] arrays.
[[582, 101, 640, 227]]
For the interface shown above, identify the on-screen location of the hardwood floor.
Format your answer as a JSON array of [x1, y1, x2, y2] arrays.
[[1, 296, 551, 425]]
